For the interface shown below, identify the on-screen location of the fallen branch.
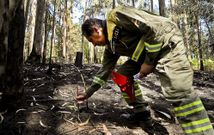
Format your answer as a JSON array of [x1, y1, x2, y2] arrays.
[[102, 124, 112, 135], [78, 116, 91, 126], [58, 127, 78, 135], [15, 108, 26, 114], [0, 113, 4, 124], [63, 117, 75, 125], [26, 99, 71, 102], [76, 86, 80, 111], [39, 120, 50, 128]]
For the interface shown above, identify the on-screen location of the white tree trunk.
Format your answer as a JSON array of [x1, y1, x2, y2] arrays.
[[32, 0, 45, 56]]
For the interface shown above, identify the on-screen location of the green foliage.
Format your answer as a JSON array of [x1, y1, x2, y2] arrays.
[[190, 59, 214, 71], [190, 59, 199, 70], [204, 59, 214, 71], [23, 0, 214, 70]]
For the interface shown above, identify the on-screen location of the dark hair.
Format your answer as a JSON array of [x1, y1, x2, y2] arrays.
[[81, 18, 104, 37]]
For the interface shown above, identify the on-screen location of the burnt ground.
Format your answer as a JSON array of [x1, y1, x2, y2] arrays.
[[0, 64, 214, 135]]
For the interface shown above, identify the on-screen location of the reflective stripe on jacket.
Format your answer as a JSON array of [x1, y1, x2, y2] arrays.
[[86, 6, 182, 97], [106, 6, 181, 65]]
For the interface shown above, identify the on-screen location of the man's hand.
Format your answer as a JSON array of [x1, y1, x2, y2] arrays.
[[140, 63, 154, 76], [139, 63, 154, 78], [134, 63, 154, 80], [76, 92, 88, 103]]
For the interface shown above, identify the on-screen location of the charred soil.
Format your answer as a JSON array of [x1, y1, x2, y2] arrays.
[[0, 64, 214, 135]]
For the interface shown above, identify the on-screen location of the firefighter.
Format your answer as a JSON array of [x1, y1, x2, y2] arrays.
[[77, 6, 214, 134]]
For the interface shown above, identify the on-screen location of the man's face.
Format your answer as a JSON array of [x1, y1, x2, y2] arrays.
[[85, 26, 106, 46]]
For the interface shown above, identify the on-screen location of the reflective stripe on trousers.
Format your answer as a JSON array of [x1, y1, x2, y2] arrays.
[[155, 40, 214, 135], [121, 82, 147, 113], [174, 98, 213, 134], [93, 76, 105, 86]]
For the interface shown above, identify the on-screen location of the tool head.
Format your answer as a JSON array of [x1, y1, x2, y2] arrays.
[[111, 71, 136, 101], [111, 71, 128, 87]]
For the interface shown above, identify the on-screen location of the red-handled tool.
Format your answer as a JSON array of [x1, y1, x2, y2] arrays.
[[111, 71, 135, 101]]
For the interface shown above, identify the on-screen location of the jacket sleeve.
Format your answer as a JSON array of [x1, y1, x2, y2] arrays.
[[107, 6, 162, 65], [86, 47, 120, 97]]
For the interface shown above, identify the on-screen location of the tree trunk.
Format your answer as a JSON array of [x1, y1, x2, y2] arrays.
[[0, 0, 25, 111], [74, 52, 83, 67], [132, 0, 135, 7], [42, 1, 49, 64], [26, 0, 37, 56], [170, 0, 179, 25], [27, 0, 45, 64], [62, 0, 68, 59], [158, 0, 166, 17], [113, 0, 116, 9], [150, 0, 153, 12], [204, 18, 214, 53], [48, 0, 57, 73], [57, 2, 63, 61], [94, 47, 98, 63], [196, 15, 204, 71], [181, 13, 192, 60], [25, 0, 31, 23], [0, 1, 9, 98], [75, 0, 88, 66]]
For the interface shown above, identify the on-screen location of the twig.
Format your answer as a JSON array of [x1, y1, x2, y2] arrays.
[[73, 64, 89, 109], [26, 99, 67, 102], [77, 113, 82, 123], [0, 113, 4, 124], [58, 127, 78, 135], [15, 108, 26, 114], [57, 111, 72, 114], [39, 120, 50, 128], [102, 124, 112, 135], [76, 86, 80, 112], [59, 90, 70, 97], [78, 116, 91, 126], [63, 117, 75, 125]]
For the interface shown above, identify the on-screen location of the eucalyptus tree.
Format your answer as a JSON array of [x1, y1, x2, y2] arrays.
[[170, 0, 214, 70], [27, 0, 46, 64], [0, 0, 25, 110], [158, 0, 165, 16], [24, 0, 37, 58]]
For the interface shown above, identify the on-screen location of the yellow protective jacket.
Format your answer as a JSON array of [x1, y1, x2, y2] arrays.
[[86, 6, 182, 97]]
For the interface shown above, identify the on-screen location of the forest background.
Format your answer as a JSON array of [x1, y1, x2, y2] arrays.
[[0, 0, 214, 134]]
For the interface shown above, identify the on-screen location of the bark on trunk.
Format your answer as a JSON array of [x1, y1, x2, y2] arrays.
[[75, 52, 83, 67], [196, 15, 204, 71], [42, 1, 49, 64], [158, 0, 166, 17], [27, 0, 45, 64], [0, 0, 25, 111], [62, 0, 68, 59]]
